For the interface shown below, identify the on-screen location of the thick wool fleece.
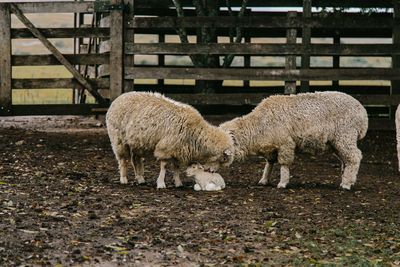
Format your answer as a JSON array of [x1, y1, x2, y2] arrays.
[[220, 91, 368, 190], [106, 92, 234, 188]]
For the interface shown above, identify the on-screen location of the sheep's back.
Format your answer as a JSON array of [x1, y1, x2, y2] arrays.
[[106, 92, 202, 152], [256, 92, 368, 144]]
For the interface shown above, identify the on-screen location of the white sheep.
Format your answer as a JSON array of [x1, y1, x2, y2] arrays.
[[106, 92, 234, 189], [186, 163, 226, 191], [220, 91, 368, 190], [396, 105, 400, 172]]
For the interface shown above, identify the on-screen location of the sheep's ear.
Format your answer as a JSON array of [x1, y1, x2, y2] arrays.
[[224, 149, 233, 156]]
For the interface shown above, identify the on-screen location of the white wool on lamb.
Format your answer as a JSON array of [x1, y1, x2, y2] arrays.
[[106, 92, 234, 188], [220, 91, 368, 190], [186, 163, 226, 191], [396, 105, 400, 172]]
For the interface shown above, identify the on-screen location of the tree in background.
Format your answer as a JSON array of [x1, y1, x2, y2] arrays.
[[172, 0, 248, 93]]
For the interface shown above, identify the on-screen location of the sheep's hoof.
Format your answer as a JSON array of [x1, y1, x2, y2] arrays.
[[340, 182, 352, 190], [136, 176, 145, 185], [174, 181, 183, 187], [120, 177, 128, 184], [258, 179, 269, 185], [157, 183, 166, 189], [277, 182, 287, 189]]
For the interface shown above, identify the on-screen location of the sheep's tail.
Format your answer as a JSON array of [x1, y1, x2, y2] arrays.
[[355, 105, 369, 141]]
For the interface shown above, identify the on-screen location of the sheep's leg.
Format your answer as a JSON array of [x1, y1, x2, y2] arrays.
[[156, 160, 168, 189], [131, 154, 145, 184], [258, 160, 274, 185], [118, 158, 128, 184], [332, 134, 362, 190], [277, 143, 295, 189], [172, 162, 182, 187]]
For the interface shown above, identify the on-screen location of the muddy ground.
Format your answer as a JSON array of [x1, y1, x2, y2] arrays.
[[0, 116, 399, 266]]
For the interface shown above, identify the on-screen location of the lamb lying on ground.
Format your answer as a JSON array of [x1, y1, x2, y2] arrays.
[[106, 92, 234, 189], [186, 163, 226, 191], [220, 91, 368, 190]]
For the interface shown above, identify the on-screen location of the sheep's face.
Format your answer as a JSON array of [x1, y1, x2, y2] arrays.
[[203, 149, 234, 171], [186, 163, 204, 177]]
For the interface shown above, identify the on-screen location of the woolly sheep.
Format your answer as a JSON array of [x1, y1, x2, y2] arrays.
[[220, 91, 368, 190], [186, 163, 226, 191], [396, 105, 400, 172], [106, 92, 234, 189]]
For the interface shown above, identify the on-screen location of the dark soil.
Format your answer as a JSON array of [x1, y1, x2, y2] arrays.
[[0, 120, 399, 266]]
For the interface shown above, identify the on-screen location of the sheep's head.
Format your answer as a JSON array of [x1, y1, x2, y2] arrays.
[[185, 163, 204, 177], [202, 148, 234, 172]]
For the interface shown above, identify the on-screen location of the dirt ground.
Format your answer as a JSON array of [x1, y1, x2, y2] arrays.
[[0, 116, 399, 266]]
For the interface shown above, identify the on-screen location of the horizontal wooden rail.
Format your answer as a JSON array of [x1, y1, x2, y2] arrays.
[[10, 2, 94, 13], [8, 0, 392, 12], [12, 78, 109, 89], [11, 104, 105, 116], [134, 0, 393, 8], [12, 54, 109, 66], [126, 43, 400, 56], [11, 28, 109, 39], [125, 67, 400, 81], [132, 16, 395, 29]]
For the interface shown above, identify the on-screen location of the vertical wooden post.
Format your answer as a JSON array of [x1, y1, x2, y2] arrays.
[[158, 33, 165, 88], [332, 31, 340, 90], [0, 3, 12, 115], [244, 35, 251, 89], [124, 0, 133, 93], [285, 11, 297, 94], [391, 0, 400, 118], [300, 0, 311, 93], [110, 0, 125, 101]]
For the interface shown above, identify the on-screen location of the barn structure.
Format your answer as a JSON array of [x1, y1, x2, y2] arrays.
[[0, 0, 399, 129]]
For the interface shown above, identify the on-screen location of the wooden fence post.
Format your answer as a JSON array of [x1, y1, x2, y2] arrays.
[[110, 0, 125, 101], [391, 0, 400, 118], [332, 31, 340, 90], [0, 3, 12, 115], [285, 11, 297, 94], [300, 0, 311, 93]]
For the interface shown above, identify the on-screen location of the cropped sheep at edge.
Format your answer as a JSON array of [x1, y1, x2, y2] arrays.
[[219, 91, 368, 190], [106, 91, 234, 189]]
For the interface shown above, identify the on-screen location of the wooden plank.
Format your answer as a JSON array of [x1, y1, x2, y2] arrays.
[[109, 0, 125, 100], [300, 0, 311, 93], [11, 28, 109, 39], [134, 0, 393, 8], [128, 27, 393, 39], [132, 16, 395, 29], [10, 3, 106, 105], [285, 12, 297, 94], [12, 54, 109, 66], [11, 104, 105, 116], [125, 67, 400, 81], [125, 43, 400, 56], [11, 2, 94, 13], [12, 78, 109, 89], [0, 3, 12, 115]]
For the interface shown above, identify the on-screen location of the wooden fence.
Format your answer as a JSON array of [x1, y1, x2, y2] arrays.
[[0, 0, 400, 128]]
